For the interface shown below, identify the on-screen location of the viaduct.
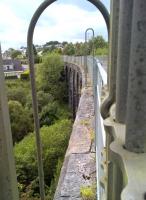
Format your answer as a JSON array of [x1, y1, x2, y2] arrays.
[[1, 0, 146, 200]]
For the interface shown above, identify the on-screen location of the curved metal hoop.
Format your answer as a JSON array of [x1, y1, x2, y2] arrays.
[[27, 1, 110, 199]]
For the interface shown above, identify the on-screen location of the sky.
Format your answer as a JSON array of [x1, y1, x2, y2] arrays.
[[0, 0, 110, 52]]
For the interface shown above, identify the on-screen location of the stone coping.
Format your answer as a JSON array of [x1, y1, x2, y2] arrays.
[[54, 87, 96, 200]]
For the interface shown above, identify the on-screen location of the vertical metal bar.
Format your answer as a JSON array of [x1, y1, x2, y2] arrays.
[[116, 0, 133, 123], [85, 28, 95, 87], [108, 0, 120, 104], [27, 3, 47, 198], [0, 45, 19, 200], [125, 0, 146, 153], [27, 41, 45, 199], [101, 0, 120, 118], [94, 62, 101, 200], [107, 0, 113, 89], [85, 32, 88, 87]]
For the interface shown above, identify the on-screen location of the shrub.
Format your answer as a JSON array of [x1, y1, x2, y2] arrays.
[[36, 53, 67, 102], [26, 91, 54, 112], [20, 70, 30, 80], [8, 100, 33, 143], [14, 119, 72, 198], [80, 185, 96, 200], [39, 101, 59, 127], [95, 48, 108, 56], [6, 79, 30, 106]]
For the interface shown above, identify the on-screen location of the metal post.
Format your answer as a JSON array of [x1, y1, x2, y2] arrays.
[[125, 0, 146, 153], [116, 0, 133, 123], [85, 28, 95, 87], [101, 0, 120, 119], [0, 45, 19, 200], [84, 32, 88, 87], [93, 62, 100, 200]]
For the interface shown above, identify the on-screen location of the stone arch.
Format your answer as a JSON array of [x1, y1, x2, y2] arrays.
[[65, 65, 68, 82], [68, 67, 73, 108], [76, 72, 80, 107], [72, 69, 76, 119], [64, 63, 82, 117]]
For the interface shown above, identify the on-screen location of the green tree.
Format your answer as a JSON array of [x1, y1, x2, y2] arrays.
[[74, 42, 87, 56], [36, 53, 67, 102], [14, 119, 72, 199], [7, 87, 27, 106], [8, 100, 33, 143], [63, 43, 75, 55], [6, 79, 30, 106], [88, 36, 108, 55], [26, 91, 54, 113], [11, 50, 22, 59], [89, 36, 108, 49], [44, 41, 60, 46], [62, 41, 68, 46], [39, 101, 59, 127]]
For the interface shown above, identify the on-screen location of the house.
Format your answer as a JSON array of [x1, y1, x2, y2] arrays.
[[2, 59, 23, 79], [3, 59, 22, 72]]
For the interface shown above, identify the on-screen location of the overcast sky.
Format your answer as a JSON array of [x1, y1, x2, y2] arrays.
[[0, 0, 110, 51]]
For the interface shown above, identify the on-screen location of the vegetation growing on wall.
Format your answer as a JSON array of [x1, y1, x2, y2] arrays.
[[80, 184, 96, 200]]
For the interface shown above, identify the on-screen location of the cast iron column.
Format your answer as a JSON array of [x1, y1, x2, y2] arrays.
[[0, 46, 19, 200], [116, 0, 133, 123], [125, 0, 146, 153]]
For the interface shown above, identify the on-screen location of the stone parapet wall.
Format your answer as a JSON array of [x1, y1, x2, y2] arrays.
[[54, 87, 96, 200]]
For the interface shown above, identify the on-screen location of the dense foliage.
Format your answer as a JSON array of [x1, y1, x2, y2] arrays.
[[8, 100, 33, 143], [36, 53, 67, 102], [62, 36, 108, 56], [15, 119, 72, 199], [6, 53, 72, 199], [6, 80, 33, 143], [5, 35, 107, 197], [4, 36, 108, 64]]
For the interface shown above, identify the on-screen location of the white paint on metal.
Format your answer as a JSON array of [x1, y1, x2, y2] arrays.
[[96, 59, 107, 85]]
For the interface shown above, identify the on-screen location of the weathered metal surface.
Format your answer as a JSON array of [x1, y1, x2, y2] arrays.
[[116, 0, 133, 123], [0, 46, 19, 199], [104, 113, 146, 200], [125, 0, 146, 153], [101, 0, 120, 119]]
